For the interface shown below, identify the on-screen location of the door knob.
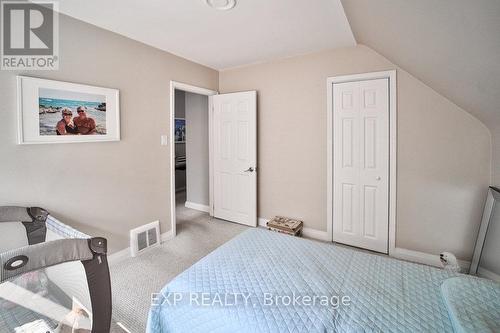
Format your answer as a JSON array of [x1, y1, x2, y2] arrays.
[[244, 167, 255, 172], [375, 176, 381, 181]]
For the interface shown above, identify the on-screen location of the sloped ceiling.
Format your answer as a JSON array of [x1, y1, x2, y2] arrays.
[[341, 0, 500, 134], [57, 0, 355, 70], [56, 0, 499, 150]]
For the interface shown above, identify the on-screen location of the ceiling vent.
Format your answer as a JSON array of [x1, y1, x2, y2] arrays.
[[130, 221, 160, 257], [205, 0, 236, 11]]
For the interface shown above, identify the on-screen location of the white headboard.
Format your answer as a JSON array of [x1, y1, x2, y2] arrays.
[[470, 187, 500, 282]]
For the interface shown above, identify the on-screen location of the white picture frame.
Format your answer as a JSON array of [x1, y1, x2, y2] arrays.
[[17, 76, 120, 144]]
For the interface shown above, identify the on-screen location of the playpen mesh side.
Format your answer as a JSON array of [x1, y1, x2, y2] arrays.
[[0, 217, 109, 332], [0, 239, 96, 332], [0, 263, 93, 332], [46, 215, 90, 239]]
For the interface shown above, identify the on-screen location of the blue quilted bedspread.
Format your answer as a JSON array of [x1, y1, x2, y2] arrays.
[[147, 228, 477, 332], [441, 276, 500, 333]]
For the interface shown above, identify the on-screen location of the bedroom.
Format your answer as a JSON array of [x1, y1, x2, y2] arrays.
[[0, 0, 499, 332]]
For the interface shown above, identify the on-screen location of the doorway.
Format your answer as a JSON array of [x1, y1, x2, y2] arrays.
[[169, 82, 217, 237], [169, 82, 258, 237], [326, 71, 397, 255], [174, 89, 211, 235]]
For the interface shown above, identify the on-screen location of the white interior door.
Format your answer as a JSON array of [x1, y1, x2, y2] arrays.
[[333, 78, 389, 253], [212, 91, 257, 227]]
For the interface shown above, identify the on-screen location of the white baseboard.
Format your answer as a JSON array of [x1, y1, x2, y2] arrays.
[[108, 230, 174, 266], [185, 201, 210, 213], [258, 217, 330, 242], [302, 228, 330, 242], [258, 217, 471, 270], [258, 218, 268, 228], [161, 230, 174, 242], [110, 218, 472, 274], [392, 247, 471, 271], [107, 246, 130, 266]]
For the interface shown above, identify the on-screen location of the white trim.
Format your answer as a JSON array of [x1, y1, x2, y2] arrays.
[[209, 95, 215, 217], [172, 81, 218, 96], [108, 230, 173, 265], [258, 218, 268, 228], [388, 71, 397, 257], [258, 218, 330, 242], [169, 81, 218, 239], [302, 228, 330, 242], [326, 70, 397, 255], [392, 247, 441, 267], [470, 188, 497, 274], [392, 247, 471, 271], [326, 77, 333, 243], [161, 229, 174, 242], [185, 201, 210, 213], [107, 247, 130, 266]]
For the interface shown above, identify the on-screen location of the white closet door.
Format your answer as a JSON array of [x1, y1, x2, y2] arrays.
[[212, 91, 257, 227], [333, 78, 389, 253]]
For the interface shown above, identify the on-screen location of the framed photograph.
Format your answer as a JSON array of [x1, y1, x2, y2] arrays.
[[17, 76, 120, 144], [175, 118, 186, 143]]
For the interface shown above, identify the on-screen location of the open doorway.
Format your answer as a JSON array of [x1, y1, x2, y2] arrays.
[[169, 82, 217, 237], [169, 81, 258, 238]]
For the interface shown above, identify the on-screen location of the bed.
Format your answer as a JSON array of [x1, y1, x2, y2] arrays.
[[147, 228, 500, 333], [0, 206, 112, 333]]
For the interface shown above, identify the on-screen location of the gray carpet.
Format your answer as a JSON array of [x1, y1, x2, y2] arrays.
[[109, 199, 248, 333]]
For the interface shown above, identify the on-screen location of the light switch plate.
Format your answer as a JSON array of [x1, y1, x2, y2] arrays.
[[160, 135, 168, 146]]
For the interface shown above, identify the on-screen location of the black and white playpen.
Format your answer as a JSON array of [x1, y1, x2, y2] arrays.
[[0, 206, 112, 333]]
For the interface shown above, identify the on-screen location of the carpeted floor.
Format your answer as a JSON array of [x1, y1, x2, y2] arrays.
[[109, 192, 248, 333]]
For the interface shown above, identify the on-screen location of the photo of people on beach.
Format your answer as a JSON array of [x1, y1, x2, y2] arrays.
[[39, 88, 107, 136]]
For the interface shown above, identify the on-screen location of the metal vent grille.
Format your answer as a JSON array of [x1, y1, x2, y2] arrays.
[[130, 221, 160, 257], [137, 231, 148, 251], [148, 228, 158, 246]]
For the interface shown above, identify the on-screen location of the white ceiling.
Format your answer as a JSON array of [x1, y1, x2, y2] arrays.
[[341, 0, 500, 133], [59, 0, 500, 138], [58, 0, 356, 70]]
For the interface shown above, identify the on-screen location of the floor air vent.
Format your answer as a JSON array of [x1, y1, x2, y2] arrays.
[[130, 221, 160, 257]]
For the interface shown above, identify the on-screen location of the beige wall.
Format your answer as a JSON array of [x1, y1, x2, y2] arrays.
[[0, 15, 218, 253], [219, 45, 491, 260], [0, 16, 492, 260]]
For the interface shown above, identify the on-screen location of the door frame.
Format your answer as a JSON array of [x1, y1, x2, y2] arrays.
[[169, 81, 218, 238], [326, 70, 397, 255]]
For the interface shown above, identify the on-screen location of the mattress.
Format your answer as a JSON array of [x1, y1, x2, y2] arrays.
[[147, 228, 468, 333]]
